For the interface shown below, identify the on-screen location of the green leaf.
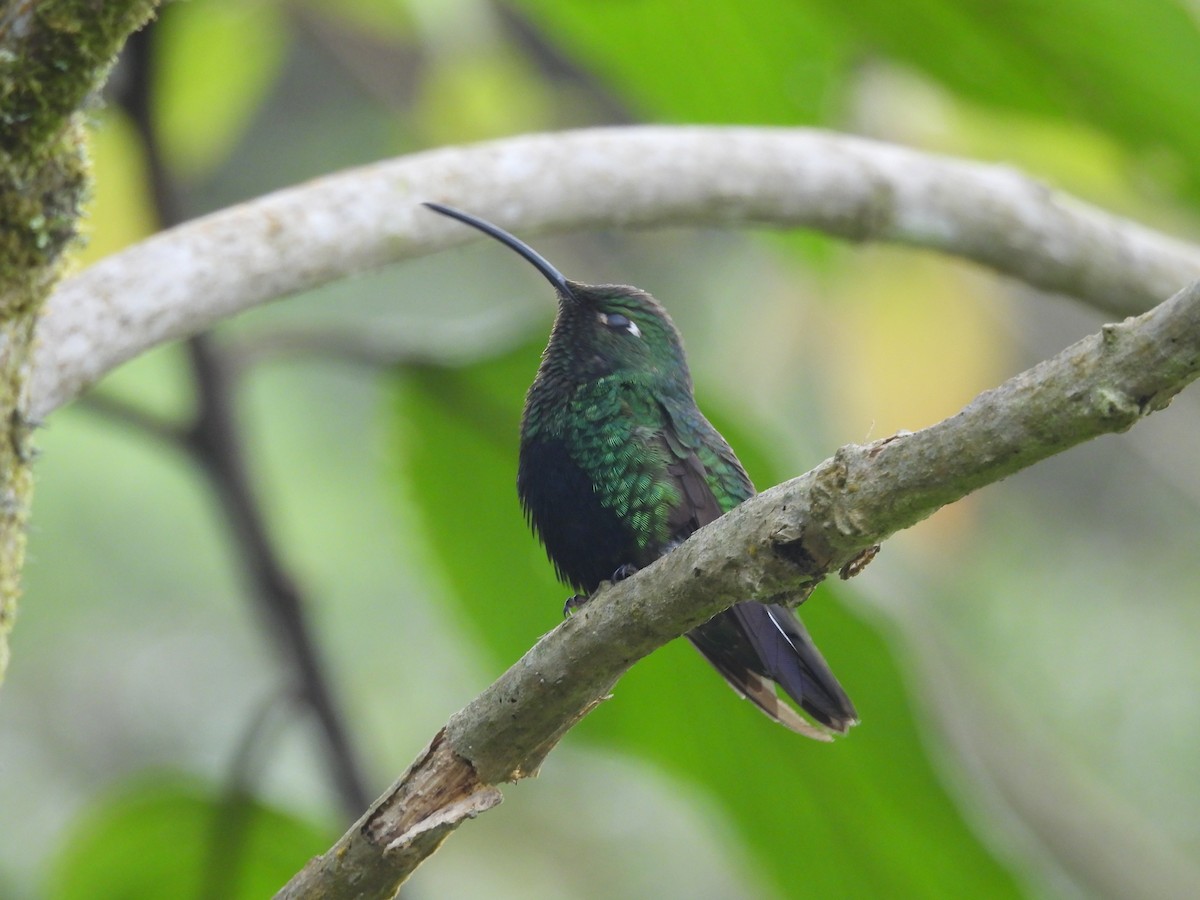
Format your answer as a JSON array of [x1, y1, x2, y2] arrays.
[[806, 0, 1200, 200], [154, 0, 289, 178], [509, 0, 850, 124], [44, 775, 334, 900], [511, 0, 1200, 200], [390, 342, 1020, 897]]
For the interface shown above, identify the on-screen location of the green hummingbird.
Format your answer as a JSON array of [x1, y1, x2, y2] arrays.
[[424, 202, 857, 739]]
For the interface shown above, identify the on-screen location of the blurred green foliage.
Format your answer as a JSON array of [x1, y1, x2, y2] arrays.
[[45, 776, 334, 900], [2, 1, 1199, 898], [153, 0, 290, 178]]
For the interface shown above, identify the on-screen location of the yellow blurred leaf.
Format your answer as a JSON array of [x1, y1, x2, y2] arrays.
[[415, 52, 555, 145], [72, 110, 157, 268], [154, 0, 288, 178]]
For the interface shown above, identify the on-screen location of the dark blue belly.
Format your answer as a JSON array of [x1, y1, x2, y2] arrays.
[[517, 437, 645, 593]]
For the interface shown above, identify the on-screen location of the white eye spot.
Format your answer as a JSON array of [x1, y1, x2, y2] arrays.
[[599, 311, 641, 337]]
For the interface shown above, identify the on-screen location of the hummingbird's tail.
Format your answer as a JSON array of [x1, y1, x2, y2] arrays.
[[687, 602, 858, 740]]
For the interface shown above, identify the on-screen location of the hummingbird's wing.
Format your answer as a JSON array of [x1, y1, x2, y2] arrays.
[[657, 403, 858, 737]]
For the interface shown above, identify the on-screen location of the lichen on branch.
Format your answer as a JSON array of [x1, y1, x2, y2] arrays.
[[0, 0, 159, 682]]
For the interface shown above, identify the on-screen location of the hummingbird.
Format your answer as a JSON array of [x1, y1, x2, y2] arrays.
[[423, 202, 858, 739]]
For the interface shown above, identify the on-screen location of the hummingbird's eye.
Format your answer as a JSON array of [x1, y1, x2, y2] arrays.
[[598, 312, 641, 338]]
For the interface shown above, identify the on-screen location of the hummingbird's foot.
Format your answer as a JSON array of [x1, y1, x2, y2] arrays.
[[563, 564, 640, 617], [563, 594, 590, 617]]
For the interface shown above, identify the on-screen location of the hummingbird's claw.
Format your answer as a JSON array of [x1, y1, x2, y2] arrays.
[[563, 594, 590, 617], [564, 563, 640, 616]]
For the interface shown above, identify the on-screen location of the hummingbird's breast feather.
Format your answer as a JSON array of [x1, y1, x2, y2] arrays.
[[519, 372, 757, 593], [519, 376, 684, 586]]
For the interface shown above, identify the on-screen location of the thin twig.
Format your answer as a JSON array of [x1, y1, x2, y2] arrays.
[[224, 307, 544, 376], [71, 345, 375, 822], [183, 334, 372, 816], [75, 390, 187, 445], [200, 687, 292, 900], [112, 22, 372, 818]]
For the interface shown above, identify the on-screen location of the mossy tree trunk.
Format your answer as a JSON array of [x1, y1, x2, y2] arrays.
[[0, 0, 158, 682]]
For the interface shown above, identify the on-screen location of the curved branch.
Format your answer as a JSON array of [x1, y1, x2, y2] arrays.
[[277, 278, 1200, 898], [31, 126, 1200, 419]]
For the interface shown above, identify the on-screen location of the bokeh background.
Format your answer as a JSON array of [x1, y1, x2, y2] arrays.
[[3, 1, 1200, 897]]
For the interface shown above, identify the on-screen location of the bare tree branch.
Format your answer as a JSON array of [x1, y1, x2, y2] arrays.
[[277, 277, 1200, 898], [30, 126, 1200, 419]]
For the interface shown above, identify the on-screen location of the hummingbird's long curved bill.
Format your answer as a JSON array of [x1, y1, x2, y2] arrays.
[[423, 202, 578, 303]]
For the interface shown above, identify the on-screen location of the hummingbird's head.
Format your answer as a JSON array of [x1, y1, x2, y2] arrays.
[[423, 202, 692, 388], [550, 281, 690, 386]]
